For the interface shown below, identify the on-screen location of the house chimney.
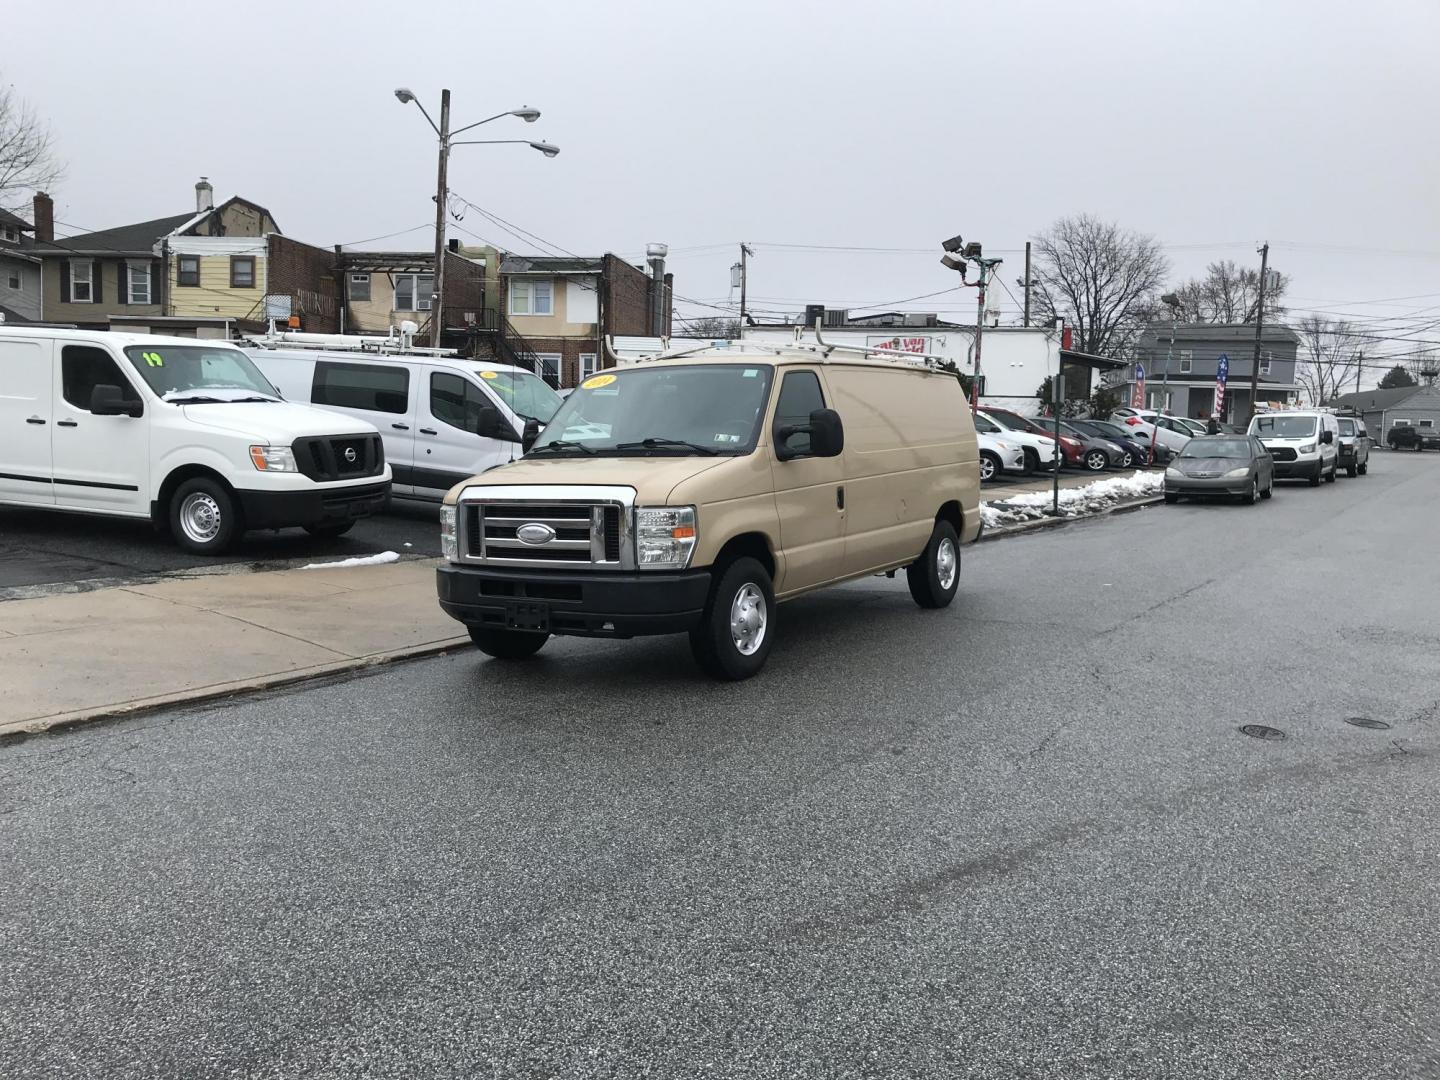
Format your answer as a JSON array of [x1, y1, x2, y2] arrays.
[[195, 176, 214, 213], [32, 192, 53, 243]]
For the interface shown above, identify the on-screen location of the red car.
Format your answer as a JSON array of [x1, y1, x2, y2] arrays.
[[983, 407, 1086, 467]]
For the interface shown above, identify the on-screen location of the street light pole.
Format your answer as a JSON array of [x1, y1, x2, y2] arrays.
[[430, 89, 451, 349], [939, 234, 1000, 412], [972, 259, 989, 412], [1150, 294, 1184, 463]]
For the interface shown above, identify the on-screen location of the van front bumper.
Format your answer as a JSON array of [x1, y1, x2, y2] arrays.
[[236, 481, 390, 529], [1271, 457, 1323, 479], [437, 564, 712, 638]]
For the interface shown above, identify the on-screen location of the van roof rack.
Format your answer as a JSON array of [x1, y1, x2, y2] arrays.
[[240, 325, 462, 358], [603, 319, 958, 372]]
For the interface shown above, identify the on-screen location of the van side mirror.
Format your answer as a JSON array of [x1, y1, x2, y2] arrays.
[[776, 408, 844, 461], [474, 404, 500, 438], [91, 383, 142, 417], [521, 417, 540, 453], [1321, 429, 1334, 445]]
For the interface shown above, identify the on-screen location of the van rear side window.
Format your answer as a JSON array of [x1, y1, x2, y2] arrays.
[[313, 361, 409, 414]]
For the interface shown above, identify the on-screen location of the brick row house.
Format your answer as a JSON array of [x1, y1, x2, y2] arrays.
[[336, 242, 487, 341]]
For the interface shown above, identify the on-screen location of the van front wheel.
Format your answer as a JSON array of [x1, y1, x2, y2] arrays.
[[468, 627, 549, 659], [689, 557, 775, 681], [170, 478, 240, 554], [907, 519, 960, 609]]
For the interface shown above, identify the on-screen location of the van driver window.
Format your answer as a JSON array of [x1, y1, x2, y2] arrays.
[[775, 370, 826, 455], [431, 372, 494, 435], [62, 345, 136, 412]]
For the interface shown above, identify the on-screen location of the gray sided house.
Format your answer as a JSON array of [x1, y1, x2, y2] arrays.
[[0, 206, 43, 322], [1107, 323, 1301, 422], [1329, 384, 1440, 440]]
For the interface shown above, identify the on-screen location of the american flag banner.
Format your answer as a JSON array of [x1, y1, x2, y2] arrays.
[[1213, 354, 1230, 417], [1132, 364, 1146, 408]]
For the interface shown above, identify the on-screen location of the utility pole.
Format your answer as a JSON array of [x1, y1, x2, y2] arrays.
[[1356, 350, 1364, 395], [1247, 241, 1269, 421], [972, 260, 990, 411], [739, 242, 753, 326], [429, 89, 452, 349], [1022, 240, 1032, 327]]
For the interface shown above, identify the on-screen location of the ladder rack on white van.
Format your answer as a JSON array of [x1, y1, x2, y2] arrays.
[[603, 320, 959, 372], [241, 328, 461, 358]]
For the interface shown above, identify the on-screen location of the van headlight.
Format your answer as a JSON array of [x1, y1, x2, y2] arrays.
[[1299, 443, 1316, 454], [636, 506, 697, 569], [249, 445, 297, 472], [440, 504, 458, 561]]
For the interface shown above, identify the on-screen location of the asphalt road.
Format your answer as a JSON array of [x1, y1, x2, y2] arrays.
[[3, 454, 1439, 1079]]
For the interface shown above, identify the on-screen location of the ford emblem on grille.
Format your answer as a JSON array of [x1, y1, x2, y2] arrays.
[[343, 446, 358, 464], [517, 523, 557, 545]]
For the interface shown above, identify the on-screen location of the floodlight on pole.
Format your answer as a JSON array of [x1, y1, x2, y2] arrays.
[[941, 235, 965, 253]]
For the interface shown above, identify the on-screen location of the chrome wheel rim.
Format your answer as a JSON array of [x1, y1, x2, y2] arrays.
[[980, 456, 996, 481], [1087, 451, 1107, 470], [936, 537, 958, 591], [179, 492, 222, 544], [1121, 452, 1133, 468], [729, 583, 767, 656]]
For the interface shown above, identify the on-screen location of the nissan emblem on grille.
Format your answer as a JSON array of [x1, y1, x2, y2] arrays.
[[343, 446, 357, 464], [517, 523, 557, 546]]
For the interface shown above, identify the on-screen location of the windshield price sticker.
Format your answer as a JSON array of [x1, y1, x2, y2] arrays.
[[582, 373, 618, 389], [480, 371, 499, 380], [141, 351, 165, 367], [742, 369, 759, 378]]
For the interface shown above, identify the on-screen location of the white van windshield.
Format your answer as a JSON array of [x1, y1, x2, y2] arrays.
[[532, 364, 775, 457], [479, 367, 563, 423], [125, 345, 281, 403], [1251, 415, 1317, 438]]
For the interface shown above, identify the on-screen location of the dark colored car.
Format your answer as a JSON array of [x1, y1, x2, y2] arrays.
[[1067, 419, 1156, 467], [1051, 420, 1130, 471], [1336, 416, 1371, 476], [1164, 435, 1275, 505], [1388, 424, 1440, 451]]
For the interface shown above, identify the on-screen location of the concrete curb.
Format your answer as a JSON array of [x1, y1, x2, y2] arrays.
[[979, 494, 1165, 541], [0, 634, 470, 741]]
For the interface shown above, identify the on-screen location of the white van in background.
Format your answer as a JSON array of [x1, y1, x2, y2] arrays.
[[0, 328, 390, 553], [1248, 409, 1340, 485], [244, 345, 565, 502]]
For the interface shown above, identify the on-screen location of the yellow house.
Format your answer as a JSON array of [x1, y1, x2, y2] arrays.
[[165, 189, 278, 323]]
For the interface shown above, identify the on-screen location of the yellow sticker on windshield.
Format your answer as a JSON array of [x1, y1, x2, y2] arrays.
[[480, 370, 499, 380], [143, 351, 164, 367], [582, 373, 617, 389]]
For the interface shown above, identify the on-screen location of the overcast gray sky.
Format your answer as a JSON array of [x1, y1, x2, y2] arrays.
[[8, 0, 1439, 380]]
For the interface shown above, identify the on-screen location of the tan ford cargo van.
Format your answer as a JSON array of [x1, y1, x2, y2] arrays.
[[435, 343, 981, 679]]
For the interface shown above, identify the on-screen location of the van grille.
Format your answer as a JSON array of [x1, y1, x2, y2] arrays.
[[462, 501, 625, 568], [293, 434, 385, 481], [1267, 446, 1298, 462]]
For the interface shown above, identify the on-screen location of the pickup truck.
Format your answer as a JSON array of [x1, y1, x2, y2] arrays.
[[1387, 425, 1440, 451]]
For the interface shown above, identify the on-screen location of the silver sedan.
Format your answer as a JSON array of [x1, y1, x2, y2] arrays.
[[1164, 435, 1276, 505]]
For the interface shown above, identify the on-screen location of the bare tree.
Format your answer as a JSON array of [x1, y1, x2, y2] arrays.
[[1404, 349, 1440, 386], [1295, 315, 1364, 404], [0, 78, 63, 214], [1171, 259, 1288, 324], [1031, 215, 1169, 359], [680, 316, 742, 339]]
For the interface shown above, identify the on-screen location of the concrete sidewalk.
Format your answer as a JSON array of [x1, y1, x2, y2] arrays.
[[0, 559, 466, 736]]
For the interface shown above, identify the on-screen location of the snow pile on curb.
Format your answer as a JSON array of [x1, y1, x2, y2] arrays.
[[299, 551, 401, 570], [981, 471, 1164, 529]]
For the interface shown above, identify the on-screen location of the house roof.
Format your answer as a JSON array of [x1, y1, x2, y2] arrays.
[[1328, 385, 1430, 411], [499, 255, 603, 275], [0, 208, 32, 231], [35, 212, 195, 256], [339, 250, 435, 273], [1139, 322, 1300, 344]]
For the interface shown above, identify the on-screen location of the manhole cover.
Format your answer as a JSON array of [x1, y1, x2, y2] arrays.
[[1239, 724, 1286, 741], [1344, 716, 1392, 730]]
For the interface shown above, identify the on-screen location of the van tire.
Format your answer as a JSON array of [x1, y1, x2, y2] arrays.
[[1325, 463, 1337, 483], [907, 520, 960, 610], [468, 627, 549, 659], [1358, 462, 1367, 475], [689, 557, 774, 681], [979, 451, 1001, 483], [1309, 464, 1322, 487], [304, 522, 355, 538], [1346, 462, 1357, 478], [170, 477, 241, 555]]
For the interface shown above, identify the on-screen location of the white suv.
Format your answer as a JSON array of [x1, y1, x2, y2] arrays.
[[976, 431, 1026, 482], [1248, 410, 1339, 486], [975, 410, 1058, 473], [1110, 408, 1193, 453]]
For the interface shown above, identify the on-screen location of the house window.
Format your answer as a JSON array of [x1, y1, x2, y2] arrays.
[[579, 353, 598, 381], [1178, 350, 1192, 375], [6, 270, 20, 291], [1421, 419, 1436, 429], [230, 256, 256, 289], [127, 263, 151, 305], [394, 273, 433, 311], [348, 273, 372, 302], [0, 226, 18, 244], [529, 352, 561, 384], [68, 259, 93, 302], [509, 279, 553, 317], [177, 255, 200, 287]]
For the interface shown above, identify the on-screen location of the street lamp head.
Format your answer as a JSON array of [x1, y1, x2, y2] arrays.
[[394, 87, 416, 104], [940, 253, 967, 277], [530, 141, 561, 158], [511, 107, 541, 123], [962, 241, 983, 259], [941, 234, 965, 253]]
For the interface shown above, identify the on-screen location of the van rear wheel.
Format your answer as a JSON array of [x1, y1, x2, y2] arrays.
[[907, 519, 960, 610], [689, 557, 775, 681], [170, 477, 240, 555]]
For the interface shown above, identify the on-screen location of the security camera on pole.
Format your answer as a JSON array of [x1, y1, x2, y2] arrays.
[[940, 234, 1003, 412]]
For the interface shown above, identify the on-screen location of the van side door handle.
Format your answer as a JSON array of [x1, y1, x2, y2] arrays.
[[56, 420, 78, 428], [25, 416, 46, 425], [391, 423, 410, 430], [836, 485, 845, 510], [419, 427, 438, 436]]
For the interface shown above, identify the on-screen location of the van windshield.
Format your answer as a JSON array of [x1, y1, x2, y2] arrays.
[[1251, 415, 1317, 438], [125, 345, 280, 403], [532, 364, 775, 456], [479, 367, 563, 423]]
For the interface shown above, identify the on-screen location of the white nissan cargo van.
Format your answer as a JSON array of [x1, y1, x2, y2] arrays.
[[245, 346, 565, 502], [0, 328, 391, 553]]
